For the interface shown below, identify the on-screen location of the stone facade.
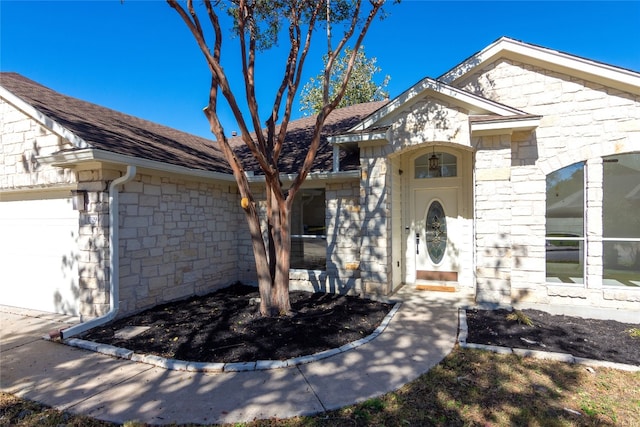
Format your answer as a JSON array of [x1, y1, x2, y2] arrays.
[[456, 58, 640, 311], [116, 173, 246, 315], [473, 134, 515, 304], [326, 180, 362, 294], [0, 99, 76, 190], [359, 146, 393, 295]]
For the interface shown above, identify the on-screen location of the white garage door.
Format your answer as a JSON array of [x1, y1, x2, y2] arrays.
[[0, 197, 80, 315]]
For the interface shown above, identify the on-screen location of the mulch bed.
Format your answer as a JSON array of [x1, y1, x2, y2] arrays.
[[82, 283, 639, 367], [465, 308, 640, 366], [83, 283, 394, 363]]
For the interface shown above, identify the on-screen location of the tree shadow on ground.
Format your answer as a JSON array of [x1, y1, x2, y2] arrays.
[[317, 347, 627, 427]]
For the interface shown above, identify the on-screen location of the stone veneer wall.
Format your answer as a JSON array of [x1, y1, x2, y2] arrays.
[[458, 58, 640, 310], [0, 99, 76, 189], [325, 179, 362, 294], [359, 147, 393, 295], [472, 133, 514, 305], [117, 173, 245, 316], [75, 168, 120, 318]]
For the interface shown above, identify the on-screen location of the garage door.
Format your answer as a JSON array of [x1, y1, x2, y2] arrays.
[[0, 197, 80, 315]]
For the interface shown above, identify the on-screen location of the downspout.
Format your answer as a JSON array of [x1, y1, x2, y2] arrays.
[[59, 165, 137, 340]]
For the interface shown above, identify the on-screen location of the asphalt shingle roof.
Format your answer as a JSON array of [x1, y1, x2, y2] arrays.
[[1, 72, 232, 173], [230, 101, 388, 174], [1, 72, 387, 176]]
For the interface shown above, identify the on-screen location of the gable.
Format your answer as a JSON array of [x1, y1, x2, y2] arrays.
[[331, 37, 639, 151], [440, 37, 640, 96], [386, 95, 472, 150], [1, 73, 231, 174], [330, 77, 539, 152], [0, 98, 78, 192]]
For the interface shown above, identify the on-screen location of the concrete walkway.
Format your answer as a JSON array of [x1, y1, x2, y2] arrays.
[[0, 286, 461, 425]]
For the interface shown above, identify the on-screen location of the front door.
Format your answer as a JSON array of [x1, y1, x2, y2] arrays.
[[411, 187, 459, 283]]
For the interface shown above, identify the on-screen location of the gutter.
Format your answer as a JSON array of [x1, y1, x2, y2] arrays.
[[57, 165, 137, 340]]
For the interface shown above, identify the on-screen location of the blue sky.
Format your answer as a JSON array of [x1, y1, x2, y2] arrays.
[[2, 1, 639, 139]]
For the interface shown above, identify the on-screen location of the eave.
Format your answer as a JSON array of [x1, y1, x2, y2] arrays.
[[246, 169, 361, 185], [346, 77, 528, 134], [38, 148, 236, 183], [440, 37, 640, 95], [470, 115, 542, 136]]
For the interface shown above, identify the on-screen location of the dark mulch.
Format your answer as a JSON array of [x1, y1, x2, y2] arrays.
[[83, 283, 394, 363], [465, 308, 640, 366], [83, 283, 639, 367]]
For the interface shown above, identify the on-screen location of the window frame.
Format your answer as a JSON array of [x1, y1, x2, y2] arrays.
[[290, 188, 327, 271], [545, 161, 586, 285], [601, 153, 640, 287]]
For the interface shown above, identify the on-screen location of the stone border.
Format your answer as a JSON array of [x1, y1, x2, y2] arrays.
[[457, 309, 640, 372], [57, 302, 402, 372]]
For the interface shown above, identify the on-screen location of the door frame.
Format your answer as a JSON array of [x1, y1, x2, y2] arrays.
[[401, 145, 472, 286]]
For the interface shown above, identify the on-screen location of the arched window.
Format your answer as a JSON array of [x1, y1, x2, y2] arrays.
[[414, 152, 457, 178], [545, 162, 585, 284], [545, 153, 640, 287]]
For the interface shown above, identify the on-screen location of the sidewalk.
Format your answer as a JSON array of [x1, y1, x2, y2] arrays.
[[0, 287, 460, 425]]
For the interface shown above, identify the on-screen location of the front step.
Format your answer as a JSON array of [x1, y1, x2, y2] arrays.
[[415, 284, 456, 292]]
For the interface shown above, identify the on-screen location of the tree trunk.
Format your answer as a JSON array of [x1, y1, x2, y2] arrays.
[[242, 201, 273, 316], [244, 180, 292, 317], [271, 202, 292, 314]]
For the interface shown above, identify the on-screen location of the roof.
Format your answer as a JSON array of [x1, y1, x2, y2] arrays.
[[330, 37, 640, 142], [229, 101, 388, 174], [1, 72, 387, 176], [439, 37, 640, 95], [1, 72, 232, 174]]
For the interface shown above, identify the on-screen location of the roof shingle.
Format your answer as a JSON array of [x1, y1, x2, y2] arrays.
[[1, 72, 386, 176]]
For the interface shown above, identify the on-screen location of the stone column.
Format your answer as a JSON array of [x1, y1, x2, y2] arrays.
[[359, 146, 393, 296]]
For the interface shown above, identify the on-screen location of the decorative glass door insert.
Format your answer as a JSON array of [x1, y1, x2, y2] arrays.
[[426, 200, 447, 264]]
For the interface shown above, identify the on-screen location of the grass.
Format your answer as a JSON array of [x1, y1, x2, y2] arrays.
[[506, 309, 535, 327], [627, 327, 640, 338], [1, 347, 638, 427]]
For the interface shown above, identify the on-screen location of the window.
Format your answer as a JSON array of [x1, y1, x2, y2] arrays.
[[415, 152, 457, 178], [603, 153, 640, 287], [545, 162, 585, 284], [290, 189, 326, 270]]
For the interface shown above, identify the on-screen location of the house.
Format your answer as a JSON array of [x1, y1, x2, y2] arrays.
[[1, 37, 638, 326], [0, 71, 383, 321]]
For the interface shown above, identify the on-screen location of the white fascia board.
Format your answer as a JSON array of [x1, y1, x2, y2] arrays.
[[440, 37, 640, 94], [0, 86, 90, 149], [328, 131, 388, 146], [38, 148, 236, 183], [246, 170, 360, 184], [346, 77, 525, 134], [0, 185, 78, 201], [471, 117, 541, 136]]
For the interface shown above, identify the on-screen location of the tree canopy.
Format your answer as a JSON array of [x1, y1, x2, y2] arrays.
[[299, 46, 390, 115]]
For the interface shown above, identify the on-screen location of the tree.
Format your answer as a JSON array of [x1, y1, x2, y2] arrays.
[[299, 46, 390, 116], [167, 0, 392, 316]]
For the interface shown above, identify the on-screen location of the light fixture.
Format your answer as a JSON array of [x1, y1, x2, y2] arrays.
[[428, 147, 440, 171], [71, 190, 87, 212]]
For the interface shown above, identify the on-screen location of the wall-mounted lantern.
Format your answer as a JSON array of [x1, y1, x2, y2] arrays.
[[71, 190, 87, 212]]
